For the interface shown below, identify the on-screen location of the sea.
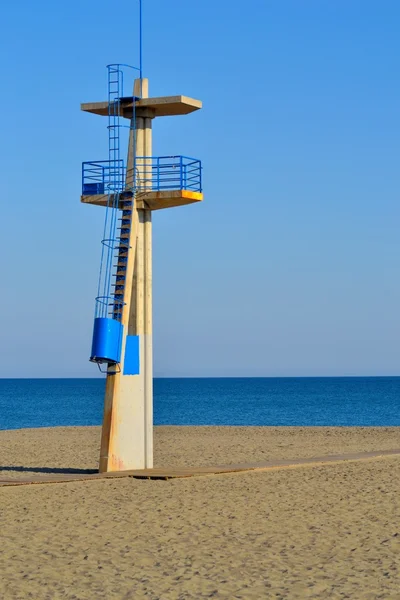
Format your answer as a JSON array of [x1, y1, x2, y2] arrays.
[[0, 377, 399, 430]]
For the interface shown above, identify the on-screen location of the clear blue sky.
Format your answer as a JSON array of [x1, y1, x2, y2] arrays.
[[1, 0, 399, 377]]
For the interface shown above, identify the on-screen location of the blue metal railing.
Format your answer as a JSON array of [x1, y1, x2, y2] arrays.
[[82, 155, 202, 195], [82, 160, 126, 195], [135, 156, 202, 193]]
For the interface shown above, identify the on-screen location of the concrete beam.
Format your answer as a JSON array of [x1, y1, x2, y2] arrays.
[[81, 95, 202, 119]]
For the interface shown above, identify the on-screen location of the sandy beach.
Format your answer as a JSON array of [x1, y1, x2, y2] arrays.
[[0, 426, 399, 598]]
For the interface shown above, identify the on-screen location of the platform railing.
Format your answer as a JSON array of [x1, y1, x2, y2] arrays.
[[82, 160, 126, 196], [82, 155, 202, 196], [135, 156, 202, 193]]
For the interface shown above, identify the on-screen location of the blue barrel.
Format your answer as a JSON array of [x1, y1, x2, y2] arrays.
[[90, 317, 123, 364]]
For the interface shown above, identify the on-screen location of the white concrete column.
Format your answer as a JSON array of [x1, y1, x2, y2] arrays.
[[99, 78, 153, 472]]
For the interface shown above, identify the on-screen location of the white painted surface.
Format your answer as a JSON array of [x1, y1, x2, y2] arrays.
[[99, 79, 154, 472]]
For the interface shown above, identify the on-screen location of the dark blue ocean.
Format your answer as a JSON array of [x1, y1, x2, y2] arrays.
[[0, 377, 399, 430]]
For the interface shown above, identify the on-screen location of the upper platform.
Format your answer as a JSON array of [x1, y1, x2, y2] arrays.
[[81, 95, 202, 119]]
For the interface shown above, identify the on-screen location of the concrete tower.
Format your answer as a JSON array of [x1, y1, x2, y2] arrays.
[[81, 67, 202, 472]]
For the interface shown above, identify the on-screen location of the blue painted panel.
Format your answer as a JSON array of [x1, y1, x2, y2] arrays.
[[124, 335, 140, 375], [90, 317, 123, 365], [83, 182, 104, 195]]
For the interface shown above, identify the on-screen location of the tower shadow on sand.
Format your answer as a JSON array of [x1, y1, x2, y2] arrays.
[[0, 466, 97, 475]]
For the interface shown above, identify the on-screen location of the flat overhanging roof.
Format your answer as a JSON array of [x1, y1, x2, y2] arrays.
[[81, 95, 202, 118]]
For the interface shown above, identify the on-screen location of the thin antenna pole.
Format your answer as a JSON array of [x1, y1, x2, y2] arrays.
[[139, 0, 143, 80]]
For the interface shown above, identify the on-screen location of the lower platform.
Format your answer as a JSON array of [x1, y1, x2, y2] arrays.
[[81, 190, 203, 211]]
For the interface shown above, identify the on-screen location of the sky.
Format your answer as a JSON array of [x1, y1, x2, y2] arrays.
[[1, 0, 400, 378]]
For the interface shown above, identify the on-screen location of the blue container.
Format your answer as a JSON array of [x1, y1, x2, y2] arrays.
[[83, 182, 105, 195], [90, 317, 123, 364]]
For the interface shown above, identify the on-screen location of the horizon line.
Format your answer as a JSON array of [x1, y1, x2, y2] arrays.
[[1, 374, 400, 380]]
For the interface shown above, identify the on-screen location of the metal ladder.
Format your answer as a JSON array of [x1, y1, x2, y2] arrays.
[[109, 67, 136, 322], [96, 66, 134, 325]]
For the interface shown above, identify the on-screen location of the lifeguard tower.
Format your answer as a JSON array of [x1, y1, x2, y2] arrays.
[[81, 64, 202, 472]]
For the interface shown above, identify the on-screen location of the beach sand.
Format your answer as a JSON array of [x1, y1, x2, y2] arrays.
[[0, 426, 399, 598]]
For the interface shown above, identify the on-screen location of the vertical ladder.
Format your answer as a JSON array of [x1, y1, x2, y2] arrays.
[[96, 66, 128, 326], [107, 66, 126, 322], [108, 66, 122, 194], [108, 67, 136, 323], [112, 199, 133, 321]]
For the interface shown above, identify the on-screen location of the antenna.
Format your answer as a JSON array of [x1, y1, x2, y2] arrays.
[[139, 0, 143, 79]]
